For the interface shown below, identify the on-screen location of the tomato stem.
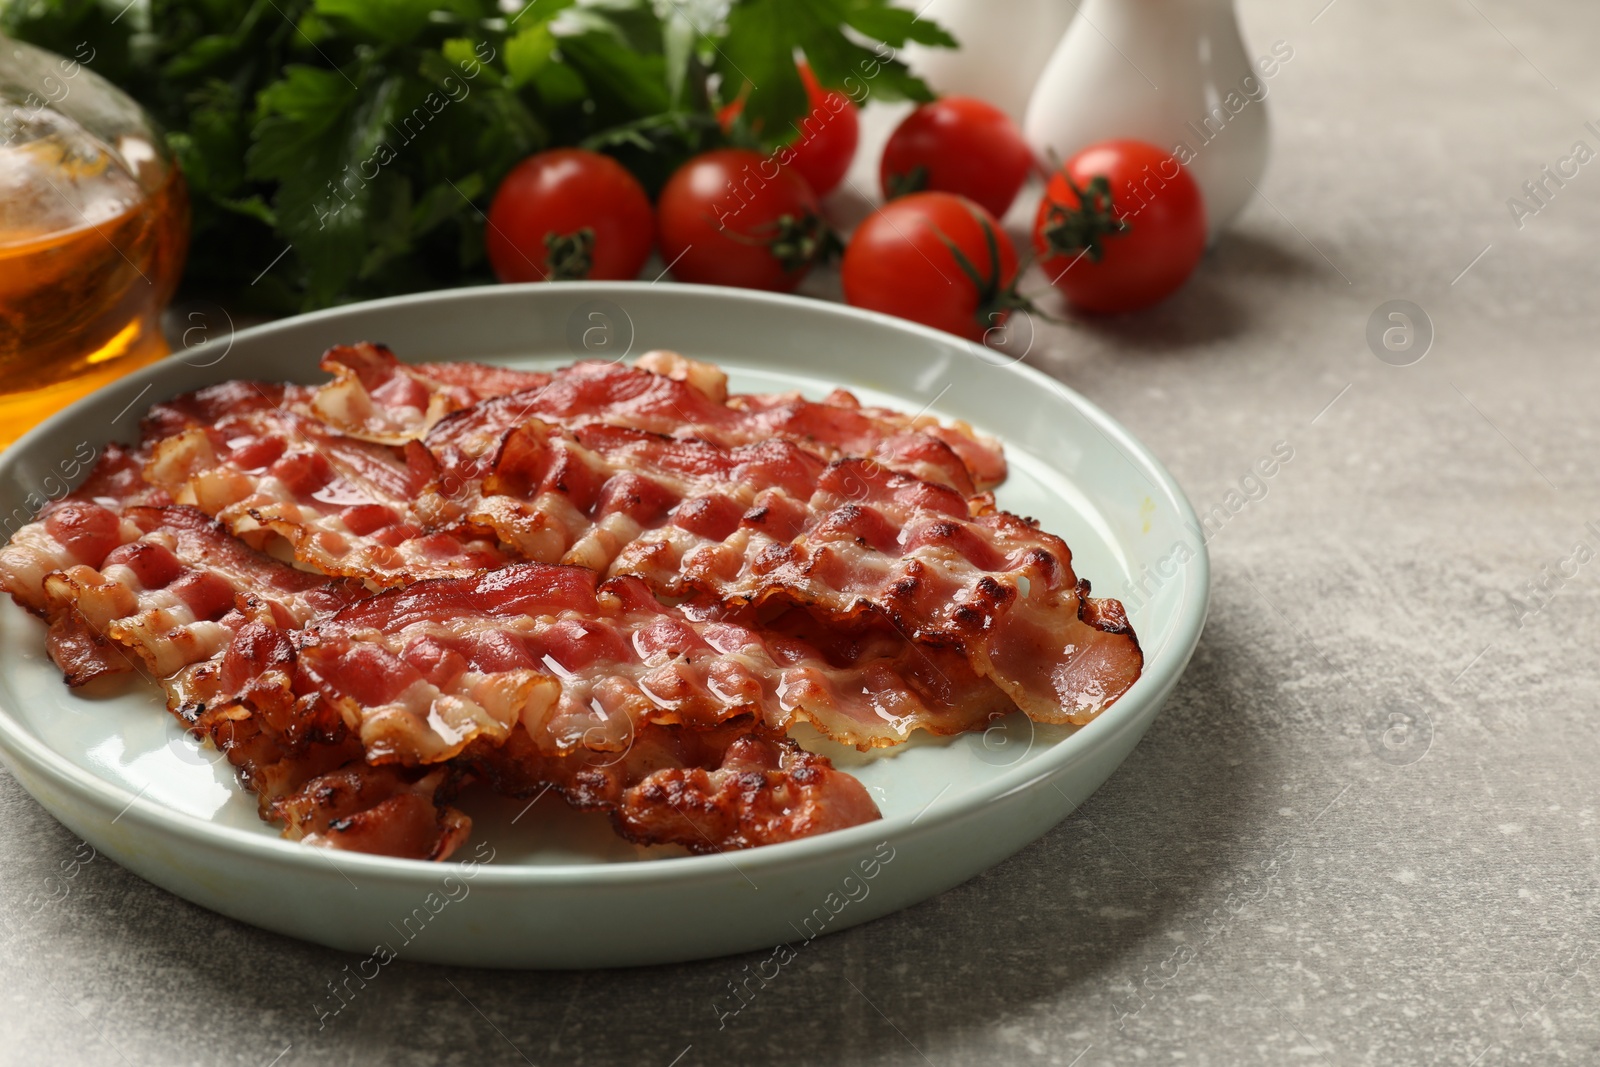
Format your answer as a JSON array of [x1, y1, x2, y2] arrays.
[[884, 164, 928, 201], [769, 213, 835, 272], [929, 209, 1039, 335], [544, 228, 597, 280], [725, 211, 841, 272], [1038, 174, 1127, 262]]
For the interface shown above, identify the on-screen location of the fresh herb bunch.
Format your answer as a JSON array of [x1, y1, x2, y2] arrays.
[[1, 0, 952, 310]]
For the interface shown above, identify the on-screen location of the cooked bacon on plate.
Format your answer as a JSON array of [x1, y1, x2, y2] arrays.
[[167, 619, 470, 861], [140, 379, 308, 444], [296, 562, 1014, 764], [0, 346, 1141, 862], [516, 350, 998, 494], [0, 471, 468, 857], [463, 718, 880, 854], [143, 395, 509, 586], [417, 408, 1141, 723], [675, 458, 1143, 724], [0, 412, 371, 677], [312, 343, 997, 494], [311, 342, 551, 444], [420, 416, 833, 579], [175, 608, 882, 858], [42, 505, 363, 684], [0, 443, 169, 617]]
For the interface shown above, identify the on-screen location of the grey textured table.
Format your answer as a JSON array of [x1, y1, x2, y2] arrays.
[[5, 2, 1599, 1064]]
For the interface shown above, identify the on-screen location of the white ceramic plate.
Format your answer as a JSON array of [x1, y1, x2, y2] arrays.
[[0, 283, 1207, 968]]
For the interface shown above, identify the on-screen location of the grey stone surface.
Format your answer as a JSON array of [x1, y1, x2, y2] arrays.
[[5, 1, 1600, 1064]]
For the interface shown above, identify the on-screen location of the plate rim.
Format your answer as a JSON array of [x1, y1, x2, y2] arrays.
[[0, 280, 1210, 886]]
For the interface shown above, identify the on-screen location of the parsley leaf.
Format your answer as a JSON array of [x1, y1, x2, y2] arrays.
[[2, 0, 952, 309]]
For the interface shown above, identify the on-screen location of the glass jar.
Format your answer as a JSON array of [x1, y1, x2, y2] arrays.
[[0, 33, 188, 446]]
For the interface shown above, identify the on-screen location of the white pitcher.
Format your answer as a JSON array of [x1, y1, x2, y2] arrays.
[[1022, 0, 1279, 240], [897, 0, 1078, 123]]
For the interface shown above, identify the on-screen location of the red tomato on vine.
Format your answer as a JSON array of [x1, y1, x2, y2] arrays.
[[842, 191, 1027, 342], [1033, 139, 1206, 314], [880, 96, 1034, 218], [720, 61, 860, 197], [658, 148, 834, 292], [485, 149, 654, 283]]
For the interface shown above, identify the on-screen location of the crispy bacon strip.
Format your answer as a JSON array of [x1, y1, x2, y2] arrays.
[[0, 443, 168, 617], [295, 562, 1013, 765], [419, 417, 832, 578], [187, 608, 883, 855], [672, 458, 1143, 723], [132, 388, 1097, 733], [0, 349, 1127, 861], [38, 505, 363, 683], [313, 344, 997, 494], [463, 719, 880, 854], [0, 456, 470, 861], [0, 445, 184, 682], [689, 595, 1012, 743], [536, 350, 1003, 493], [142, 394, 509, 586], [22, 499, 470, 860], [131, 406, 1023, 745], [168, 588, 888, 855], [631, 350, 728, 402], [165, 620, 470, 861], [140, 379, 307, 444], [412, 359, 553, 398], [711, 381, 1009, 496], [418, 413, 1140, 723], [311, 342, 550, 444]]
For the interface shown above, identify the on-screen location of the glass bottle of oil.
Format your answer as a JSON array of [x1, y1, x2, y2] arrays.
[[0, 34, 188, 447]]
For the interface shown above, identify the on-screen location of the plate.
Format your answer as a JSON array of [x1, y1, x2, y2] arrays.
[[0, 283, 1208, 968]]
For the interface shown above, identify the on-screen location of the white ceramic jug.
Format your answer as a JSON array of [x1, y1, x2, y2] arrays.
[[1022, 0, 1276, 240], [897, 0, 1077, 123]]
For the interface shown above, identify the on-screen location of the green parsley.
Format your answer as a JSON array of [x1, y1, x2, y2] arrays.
[[1, 0, 953, 311]]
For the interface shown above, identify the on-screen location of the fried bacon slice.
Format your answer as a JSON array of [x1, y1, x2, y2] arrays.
[[687, 595, 1014, 743], [463, 719, 880, 854], [183, 608, 882, 855], [418, 417, 832, 577], [140, 379, 308, 443], [311, 341, 551, 444], [417, 411, 1141, 723], [165, 620, 471, 861], [0, 457, 471, 860], [0, 445, 185, 682], [0, 347, 1134, 862], [285, 763, 469, 857], [39, 505, 362, 684], [552, 351, 999, 494], [295, 562, 1013, 765], [311, 343, 999, 494], [412, 359, 554, 399], [166, 591, 889, 856], [142, 393, 509, 586], [674, 458, 1143, 723], [0, 443, 168, 618]]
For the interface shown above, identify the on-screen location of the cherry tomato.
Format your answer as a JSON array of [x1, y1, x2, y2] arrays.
[[1033, 139, 1206, 314], [841, 191, 1022, 342], [720, 62, 859, 198], [880, 96, 1034, 219], [485, 148, 654, 283], [658, 148, 831, 292], [780, 63, 859, 197]]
